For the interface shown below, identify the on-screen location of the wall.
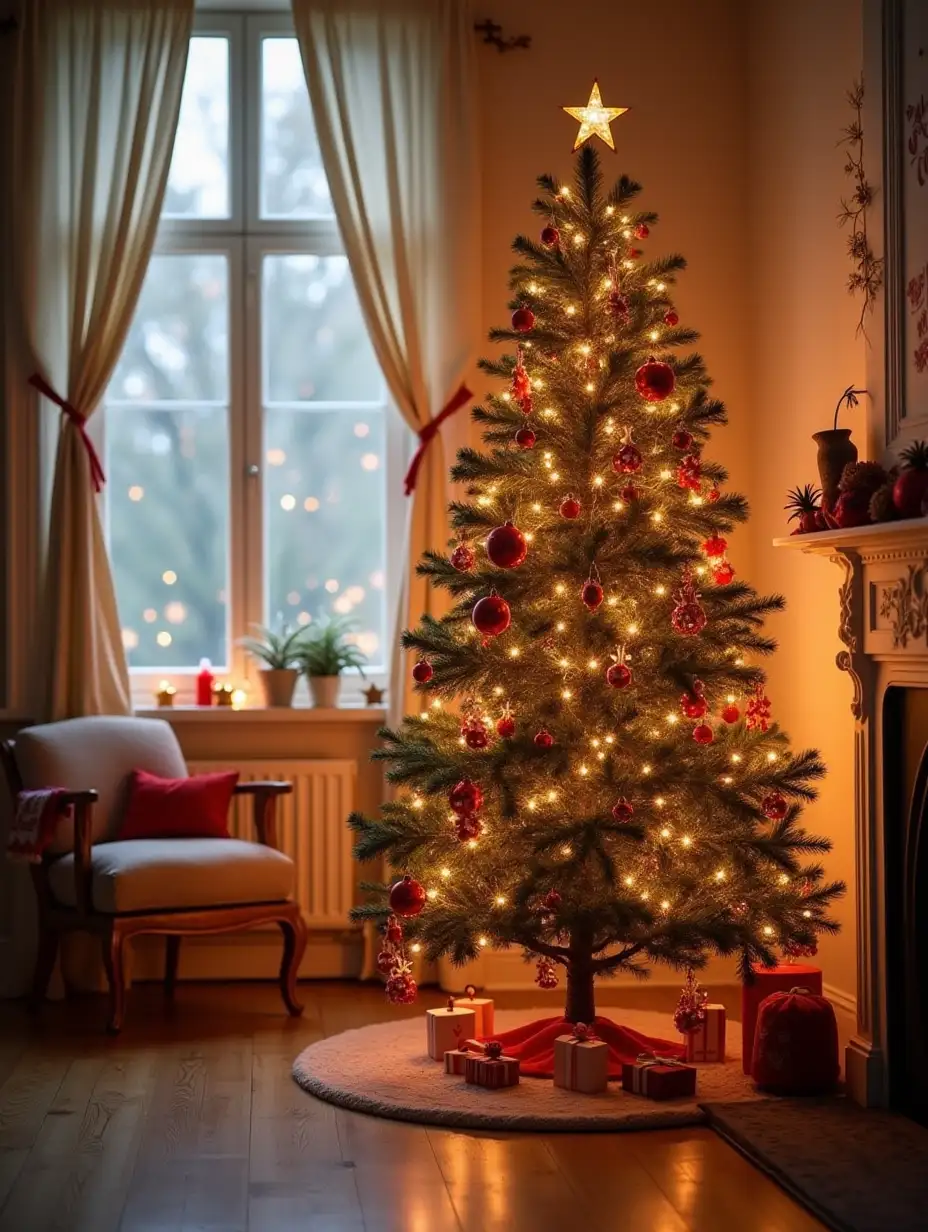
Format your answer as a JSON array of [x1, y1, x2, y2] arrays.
[[746, 0, 865, 1004]]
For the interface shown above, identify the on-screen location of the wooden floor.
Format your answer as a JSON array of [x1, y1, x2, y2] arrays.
[[0, 980, 826, 1232]]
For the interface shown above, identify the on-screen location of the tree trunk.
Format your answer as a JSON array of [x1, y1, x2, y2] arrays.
[[565, 925, 596, 1022]]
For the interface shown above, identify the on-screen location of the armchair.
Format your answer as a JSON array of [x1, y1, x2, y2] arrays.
[[1, 716, 308, 1032]]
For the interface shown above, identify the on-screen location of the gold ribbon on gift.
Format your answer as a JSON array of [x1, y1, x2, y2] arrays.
[[635, 1051, 686, 1069]]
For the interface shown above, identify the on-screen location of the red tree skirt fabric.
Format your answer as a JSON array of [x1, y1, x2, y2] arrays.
[[478, 1015, 685, 1078]]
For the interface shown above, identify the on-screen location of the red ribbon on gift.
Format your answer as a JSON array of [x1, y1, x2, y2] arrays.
[[403, 383, 472, 496], [28, 372, 106, 493], [571, 1021, 598, 1042]]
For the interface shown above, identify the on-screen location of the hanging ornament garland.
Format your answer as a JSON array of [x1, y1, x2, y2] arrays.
[[449, 778, 483, 817], [510, 346, 534, 414], [746, 683, 772, 732], [680, 679, 708, 718], [671, 570, 708, 637], [612, 426, 643, 474], [677, 453, 703, 490], [534, 956, 559, 989]]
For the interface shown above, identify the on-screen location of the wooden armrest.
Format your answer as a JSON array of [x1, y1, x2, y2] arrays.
[[63, 791, 98, 916], [233, 781, 293, 796], [234, 782, 290, 847]]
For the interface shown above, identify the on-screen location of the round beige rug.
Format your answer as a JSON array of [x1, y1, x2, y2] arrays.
[[292, 1007, 761, 1131]]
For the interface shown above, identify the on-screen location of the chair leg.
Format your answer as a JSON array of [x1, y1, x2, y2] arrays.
[[278, 910, 307, 1017], [101, 924, 128, 1034], [28, 927, 59, 1013], [164, 935, 181, 998]]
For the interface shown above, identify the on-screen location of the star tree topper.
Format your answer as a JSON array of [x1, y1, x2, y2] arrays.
[[563, 79, 628, 151]]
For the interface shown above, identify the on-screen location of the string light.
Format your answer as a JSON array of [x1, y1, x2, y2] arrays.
[[714, 869, 727, 881], [478, 936, 488, 947], [762, 925, 774, 937], [562, 689, 573, 700], [495, 895, 507, 906], [440, 867, 451, 879], [642, 763, 652, 775], [767, 752, 778, 763], [731, 753, 742, 764], [681, 835, 692, 848], [660, 826, 671, 839], [509, 647, 520, 658], [654, 585, 666, 596]]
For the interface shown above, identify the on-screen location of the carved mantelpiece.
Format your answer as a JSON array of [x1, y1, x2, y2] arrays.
[[775, 515, 928, 1108]]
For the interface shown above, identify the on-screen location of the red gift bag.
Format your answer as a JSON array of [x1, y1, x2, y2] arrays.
[[751, 986, 839, 1094], [741, 963, 822, 1074]]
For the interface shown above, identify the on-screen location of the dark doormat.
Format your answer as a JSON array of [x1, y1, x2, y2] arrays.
[[704, 1097, 928, 1232]]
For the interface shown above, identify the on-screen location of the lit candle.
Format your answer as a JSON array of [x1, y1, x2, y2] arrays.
[[155, 681, 176, 708]]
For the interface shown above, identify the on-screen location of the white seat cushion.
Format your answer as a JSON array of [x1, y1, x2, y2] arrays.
[[47, 838, 294, 914]]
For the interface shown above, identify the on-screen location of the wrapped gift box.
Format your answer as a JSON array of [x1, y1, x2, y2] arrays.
[[740, 963, 822, 1074], [685, 1004, 727, 1063], [553, 1033, 609, 1094], [444, 1048, 469, 1075], [456, 987, 495, 1036], [464, 1051, 519, 1088], [621, 1055, 696, 1101], [426, 1005, 476, 1061]]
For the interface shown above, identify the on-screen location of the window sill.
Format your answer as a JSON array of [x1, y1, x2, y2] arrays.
[[134, 705, 387, 724]]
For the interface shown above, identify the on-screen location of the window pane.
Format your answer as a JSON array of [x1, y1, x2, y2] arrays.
[[263, 254, 382, 402], [264, 409, 386, 669], [261, 37, 332, 219], [109, 254, 229, 403], [163, 37, 230, 219], [107, 406, 230, 670]]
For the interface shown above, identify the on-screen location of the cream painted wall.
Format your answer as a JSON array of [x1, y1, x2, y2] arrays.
[[746, 0, 865, 1002]]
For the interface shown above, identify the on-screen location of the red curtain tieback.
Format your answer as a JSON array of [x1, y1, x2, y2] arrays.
[[28, 372, 106, 493], [403, 383, 473, 496]]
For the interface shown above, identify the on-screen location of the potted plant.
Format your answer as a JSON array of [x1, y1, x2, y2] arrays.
[[298, 617, 367, 708], [240, 621, 307, 708], [812, 386, 866, 510]]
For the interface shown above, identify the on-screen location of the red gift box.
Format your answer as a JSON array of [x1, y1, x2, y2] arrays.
[[464, 1051, 519, 1088], [621, 1054, 696, 1101], [444, 1048, 469, 1075], [740, 963, 822, 1074], [685, 1004, 727, 1063]]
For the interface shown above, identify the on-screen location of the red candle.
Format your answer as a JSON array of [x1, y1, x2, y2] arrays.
[[196, 658, 214, 707]]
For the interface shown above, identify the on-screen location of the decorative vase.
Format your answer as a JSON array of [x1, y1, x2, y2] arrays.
[[812, 429, 858, 509], [259, 668, 298, 708], [308, 675, 341, 709]]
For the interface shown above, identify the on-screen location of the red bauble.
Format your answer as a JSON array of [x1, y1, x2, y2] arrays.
[[613, 442, 643, 474], [612, 797, 634, 822], [496, 712, 515, 739], [385, 915, 403, 944], [541, 224, 560, 247], [472, 593, 511, 637], [376, 948, 397, 975], [634, 223, 650, 239], [608, 290, 629, 320], [515, 426, 536, 449], [412, 660, 433, 684], [454, 813, 483, 842], [560, 496, 581, 519], [581, 579, 604, 611], [486, 521, 527, 569], [464, 725, 489, 750], [672, 577, 708, 637], [389, 875, 426, 918], [713, 561, 735, 585], [677, 455, 703, 490], [449, 778, 483, 816], [606, 662, 633, 689], [663, 309, 679, 326], [534, 728, 554, 748], [708, 486, 721, 503], [450, 543, 475, 572], [721, 703, 741, 724], [762, 791, 788, 821], [511, 307, 535, 332], [635, 357, 676, 403], [680, 689, 708, 719], [692, 723, 714, 745], [543, 889, 562, 911], [385, 970, 418, 1004], [672, 428, 693, 451], [620, 483, 640, 502], [702, 534, 728, 559], [628, 247, 642, 258]]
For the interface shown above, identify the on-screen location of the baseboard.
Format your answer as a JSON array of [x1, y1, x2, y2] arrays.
[[823, 982, 857, 1020]]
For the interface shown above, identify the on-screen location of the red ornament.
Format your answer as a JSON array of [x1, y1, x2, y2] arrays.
[[515, 426, 536, 449], [693, 723, 714, 745], [762, 791, 788, 821], [702, 534, 728, 559], [472, 593, 511, 637], [535, 957, 559, 990], [496, 707, 515, 739], [543, 889, 562, 911], [559, 495, 581, 519], [486, 522, 527, 569], [628, 247, 642, 258], [581, 578, 604, 611], [708, 486, 721, 503], [608, 290, 629, 320], [635, 357, 676, 403], [385, 969, 418, 1005], [672, 428, 693, 451], [746, 684, 772, 732], [663, 309, 679, 327], [511, 307, 535, 332], [385, 915, 403, 944], [713, 561, 735, 585], [449, 778, 483, 816], [620, 483, 640, 502], [612, 427, 643, 474], [680, 681, 708, 719], [412, 660, 433, 684], [454, 813, 483, 842], [464, 723, 489, 750], [677, 454, 703, 490], [450, 542, 475, 572], [634, 223, 650, 239], [534, 728, 554, 748], [721, 703, 741, 724], [782, 939, 819, 960], [388, 875, 426, 918], [606, 662, 633, 689], [612, 797, 634, 822], [671, 572, 707, 637], [541, 224, 560, 247], [376, 948, 397, 975]]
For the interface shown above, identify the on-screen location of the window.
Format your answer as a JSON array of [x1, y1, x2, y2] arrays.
[[104, 16, 407, 702]]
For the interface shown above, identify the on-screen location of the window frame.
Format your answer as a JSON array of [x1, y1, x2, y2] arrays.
[[106, 12, 408, 707]]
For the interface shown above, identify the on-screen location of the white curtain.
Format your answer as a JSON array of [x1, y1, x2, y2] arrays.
[[291, 0, 482, 727], [11, 0, 192, 719]]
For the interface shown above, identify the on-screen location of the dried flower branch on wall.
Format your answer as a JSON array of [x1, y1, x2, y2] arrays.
[[838, 78, 884, 339]]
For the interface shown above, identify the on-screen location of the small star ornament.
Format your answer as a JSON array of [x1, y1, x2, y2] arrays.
[[563, 79, 628, 151], [363, 683, 385, 706]]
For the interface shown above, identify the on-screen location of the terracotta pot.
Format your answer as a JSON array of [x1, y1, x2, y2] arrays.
[[812, 429, 858, 509], [308, 675, 341, 709], [259, 668, 298, 708]]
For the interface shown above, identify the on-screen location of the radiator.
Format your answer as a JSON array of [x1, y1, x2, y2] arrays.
[[189, 759, 357, 929]]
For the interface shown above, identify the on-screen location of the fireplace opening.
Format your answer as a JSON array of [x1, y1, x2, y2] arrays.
[[884, 686, 928, 1123]]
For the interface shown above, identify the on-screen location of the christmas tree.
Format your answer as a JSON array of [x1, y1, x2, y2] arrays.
[[349, 143, 844, 1045]]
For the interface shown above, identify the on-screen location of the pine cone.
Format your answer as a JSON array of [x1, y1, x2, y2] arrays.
[[839, 460, 888, 497], [869, 480, 899, 523]]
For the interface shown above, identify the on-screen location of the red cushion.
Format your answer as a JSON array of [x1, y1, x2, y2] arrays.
[[751, 987, 839, 1094], [119, 769, 239, 840]]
